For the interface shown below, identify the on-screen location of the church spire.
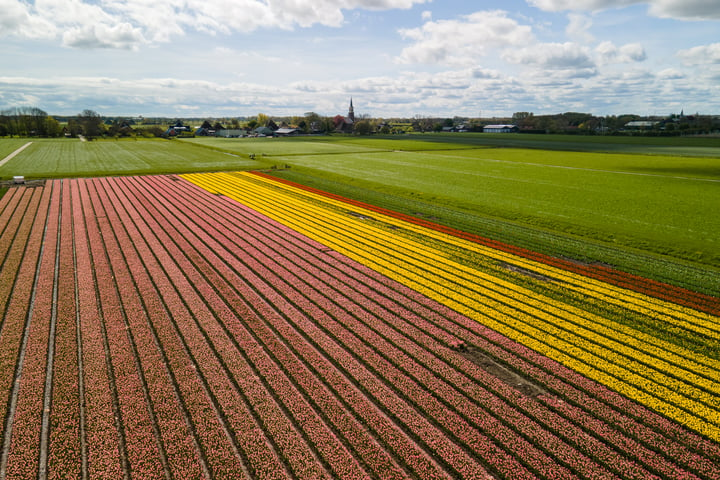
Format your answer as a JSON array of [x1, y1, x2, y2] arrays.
[[348, 97, 355, 122]]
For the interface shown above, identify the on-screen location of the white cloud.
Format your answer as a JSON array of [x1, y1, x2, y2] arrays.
[[63, 23, 146, 50], [528, 0, 635, 11], [647, 0, 720, 20], [503, 42, 596, 71], [0, 0, 56, 39], [528, 0, 720, 20], [0, 0, 30, 33], [397, 11, 534, 65], [677, 43, 720, 65], [595, 41, 646, 64], [566, 13, 594, 43], [656, 68, 685, 79], [0, 0, 430, 49]]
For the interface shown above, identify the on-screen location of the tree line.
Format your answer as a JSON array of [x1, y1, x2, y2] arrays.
[[2, 106, 719, 138]]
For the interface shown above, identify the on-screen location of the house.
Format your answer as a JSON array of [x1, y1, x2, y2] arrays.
[[253, 126, 274, 136], [215, 129, 247, 138], [275, 128, 299, 136], [163, 120, 194, 137], [483, 124, 519, 133], [163, 126, 193, 137], [624, 121, 659, 129]]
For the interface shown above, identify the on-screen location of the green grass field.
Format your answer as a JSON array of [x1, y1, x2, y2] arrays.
[[2, 134, 718, 294], [0, 138, 271, 179], [405, 132, 720, 157]]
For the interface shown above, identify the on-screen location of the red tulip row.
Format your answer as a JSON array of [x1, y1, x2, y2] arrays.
[[252, 171, 720, 316], [1, 174, 719, 479], [177, 173, 719, 479]]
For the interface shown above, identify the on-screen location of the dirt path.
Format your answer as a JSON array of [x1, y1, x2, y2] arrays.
[[0, 142, 33, 168]]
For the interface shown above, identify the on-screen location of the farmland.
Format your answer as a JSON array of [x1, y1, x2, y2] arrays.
[[2, 136, 719, 288], [182, 135, 720, 294], [0, 135, 719, 478], [0, 172, 718, 478], [0, 138, 271, 179]]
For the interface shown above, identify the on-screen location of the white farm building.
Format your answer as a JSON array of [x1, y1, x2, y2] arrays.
[[483, 124, 519, 133]]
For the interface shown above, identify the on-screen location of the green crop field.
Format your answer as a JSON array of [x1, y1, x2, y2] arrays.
[[183, 134, 720, 292], [0, 139, 32, 159], [0, 138, 271, 179], [404, 132, 720, 157], [2, 134, 718, 294]]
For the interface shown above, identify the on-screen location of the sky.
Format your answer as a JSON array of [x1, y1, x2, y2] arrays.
[[1, 0, 719, 119]]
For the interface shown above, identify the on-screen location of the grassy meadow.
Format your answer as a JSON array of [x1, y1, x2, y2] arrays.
[[1, 133, 718, 293]]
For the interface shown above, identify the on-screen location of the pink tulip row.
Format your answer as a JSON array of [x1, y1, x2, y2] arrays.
[[82, 178, 169, 479], [1, 173, 718, 479], [173, 173, 720, 479], [144, 174, 578, 478], [65, 178, 126, 479], [129, 174, 477, 479], [101, 176, 239, 479], [0, 188, 29, 263], [3, 182, 62, 479], [166, 175, 646, 478], [123, 175, 448, 479], [94, 176, 311, 479], [0, 186, 46, 445], [47, 180, 83, 479], [105, 172, 293, 480]]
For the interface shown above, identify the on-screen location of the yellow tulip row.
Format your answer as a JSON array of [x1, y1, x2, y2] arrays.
[[242, 171, 720, 375], [243, 171, 720, 340], [181, 171, 720, 441]]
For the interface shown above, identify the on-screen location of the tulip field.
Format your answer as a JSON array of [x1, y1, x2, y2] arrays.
[[0, 172, 719, 479]]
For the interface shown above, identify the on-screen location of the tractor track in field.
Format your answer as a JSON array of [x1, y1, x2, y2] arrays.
[[0, 143, 32, 169]]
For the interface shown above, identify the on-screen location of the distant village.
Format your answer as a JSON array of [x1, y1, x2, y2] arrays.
[[2, 100, 719, 138]]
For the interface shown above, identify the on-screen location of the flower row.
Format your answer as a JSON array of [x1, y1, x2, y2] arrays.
[[181, 171, 720, 477], [252, 171, 720, 316], [185, 171, 720, 444], [3, 173, 719, 479]]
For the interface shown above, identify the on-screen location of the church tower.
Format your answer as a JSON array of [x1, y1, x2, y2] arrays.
[[348, 98, 355, 123]]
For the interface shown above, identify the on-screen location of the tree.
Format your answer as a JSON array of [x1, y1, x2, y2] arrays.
[[412, 115, 434, 133], [319, 117, 335, 134], [78, 109, 104, 139], [257, 113, 269, 127], [353, 119, 372, 135], [332, 115, 346, 131], [44, 116, 62, 137], [512, 112, 534, 128]]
